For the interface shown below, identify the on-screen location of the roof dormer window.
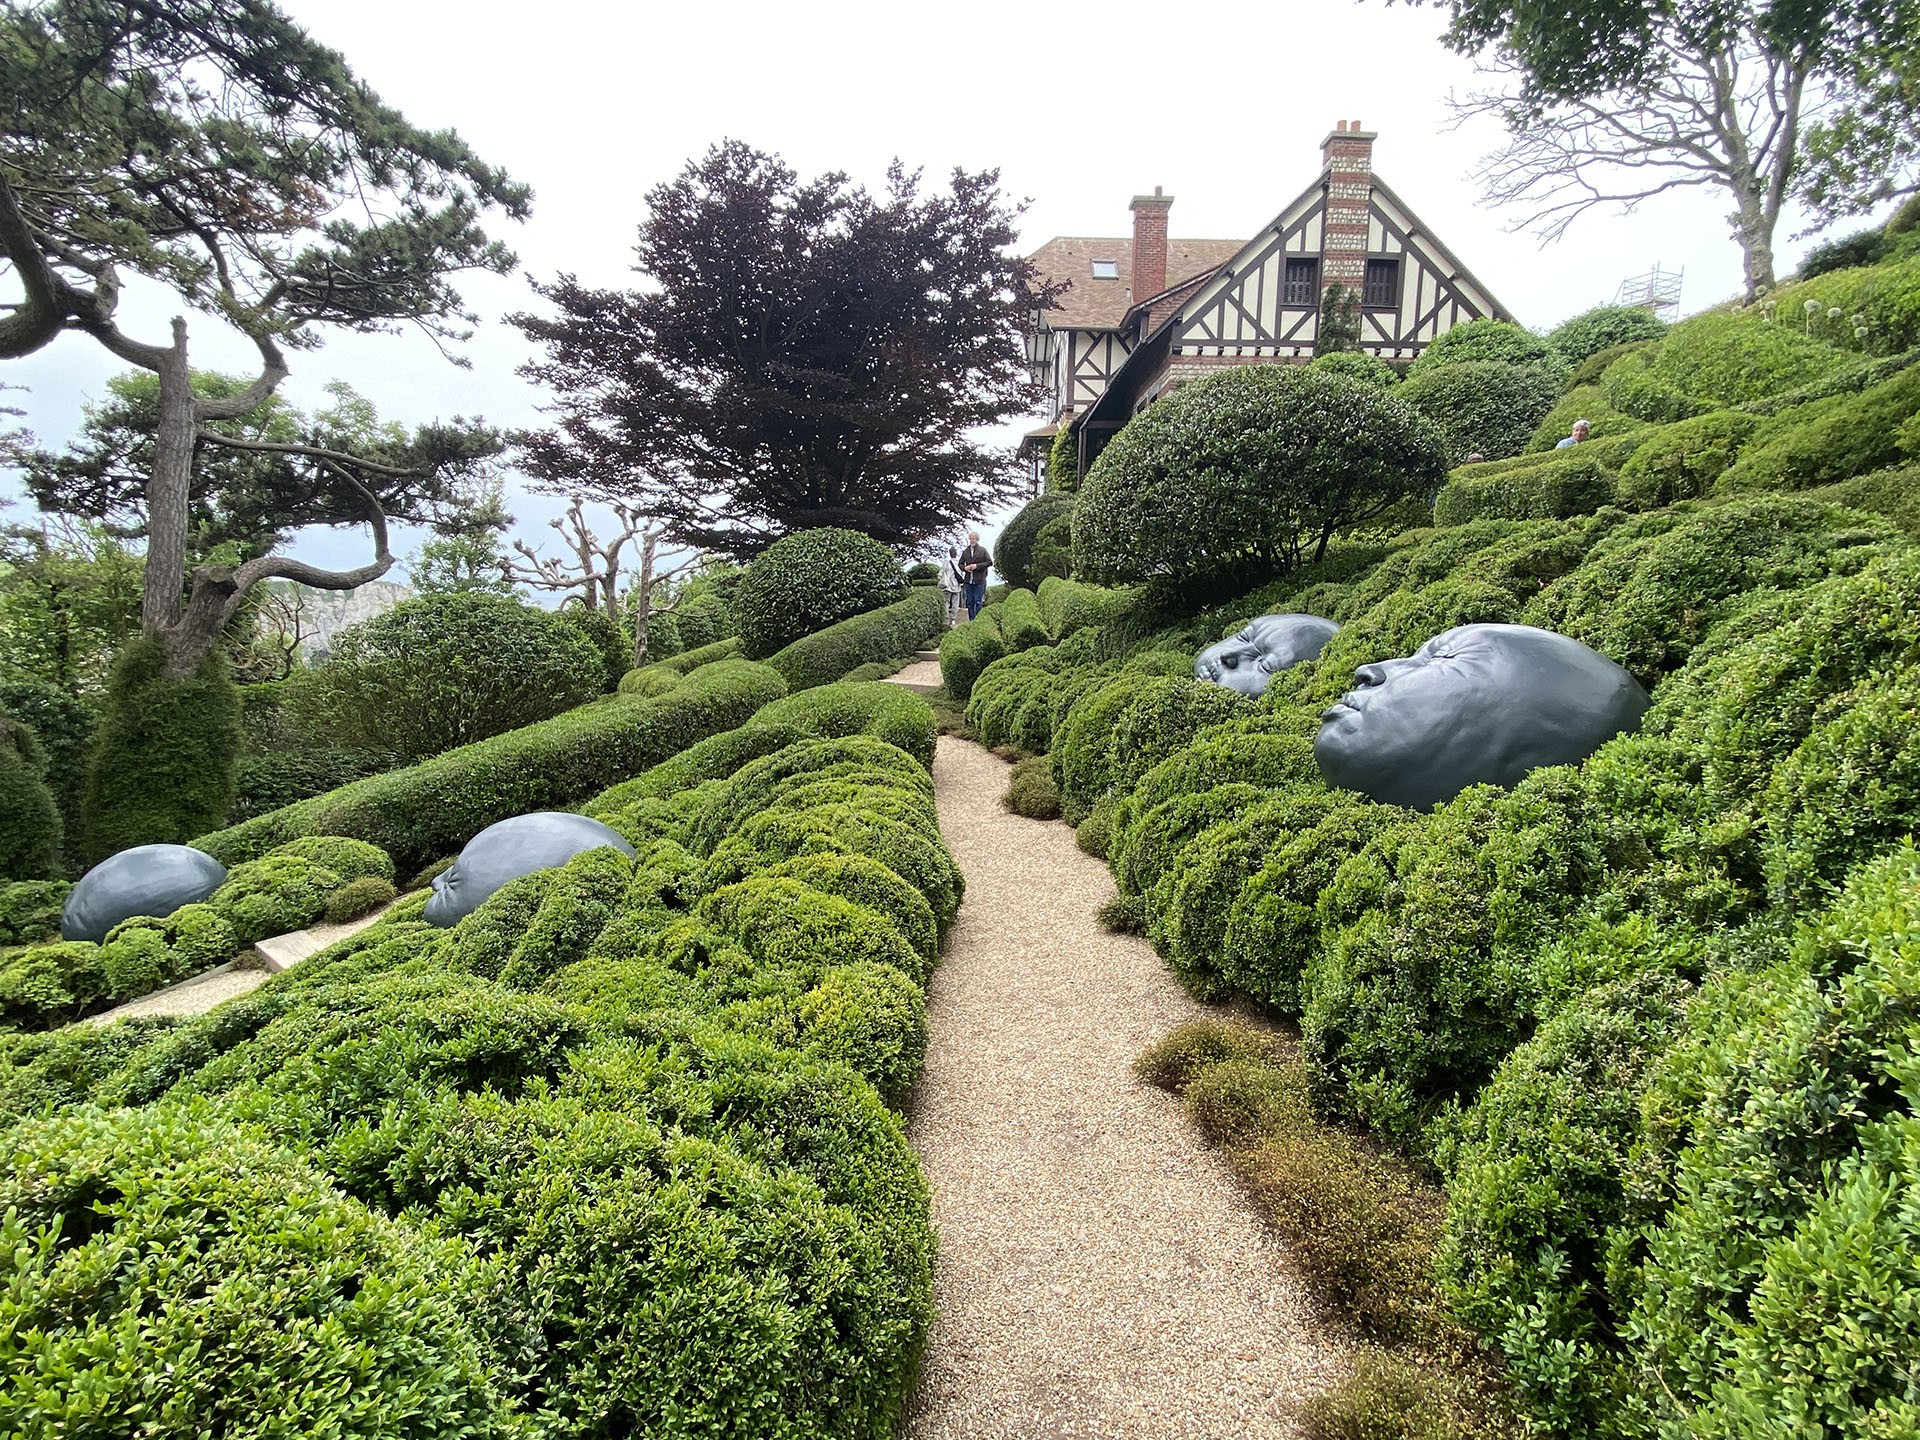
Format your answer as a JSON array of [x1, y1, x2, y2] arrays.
[[1090, 259, 1119, 279]]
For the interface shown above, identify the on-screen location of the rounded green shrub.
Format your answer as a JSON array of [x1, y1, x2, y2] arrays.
[[997, 492, 1077, 590], [82, 640, 241, 865], [292, 593, 603, 763], [0, 710, 61, 881], [1549, 306, 1669, 366], [0, 941, 104, 1028], [795, 960, 929, 1103], [1528, 384, 1650, 449], [1003, 754, 1062, 820], [1409, 318, 1565, 377], [209, 854, 345, 946], [766, 851, 940, 961], [697, 877, 926, 986], [1566, 338, 1659, 390], [0, 680, 95, 837], [1308, 349, 1402, 387], [323, 874, 398, 924], [1716, 362, 1920, 494], [0, 1102, 507, 1439], [1797, 227, 1892, 279], [1615, 410, 1760, 506], [271, 835, 396, 884], [1400, 360, 1564, 464], [556, 605, 630, 693], [937, 609, 1006, 702], [1636, 310, 1848, 413], [1072, 366, 1446, 597], [734, 527, 906, 659], [0, 879, 68, 947]]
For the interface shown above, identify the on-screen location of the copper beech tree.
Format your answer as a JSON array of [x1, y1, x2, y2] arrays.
[[0, 0, 528, 675], [514, 141, 1061, 557]]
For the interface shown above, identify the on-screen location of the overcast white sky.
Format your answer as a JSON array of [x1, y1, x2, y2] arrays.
[[0, 0, 1856, 578]]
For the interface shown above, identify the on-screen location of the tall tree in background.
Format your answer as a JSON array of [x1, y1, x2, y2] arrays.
[[515, 141, 1058, 556], [0, 0, 528, 673], [1429, 0, 1919, 294]]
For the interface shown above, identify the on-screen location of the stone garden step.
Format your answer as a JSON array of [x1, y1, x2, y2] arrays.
[[251, 905, 392, 971]]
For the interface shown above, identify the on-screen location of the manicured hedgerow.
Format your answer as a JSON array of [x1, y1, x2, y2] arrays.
[[735, 527, 907, 658], [763, 587, 944, 691], [938, 608, 1007, 701], [193, 659, 787, 872], [0, 703, 954, 1439]]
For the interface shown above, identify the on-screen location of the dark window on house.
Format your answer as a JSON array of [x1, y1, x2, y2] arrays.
[[1283, 257, 1319, 306], [1364, 257, 1401, 308], [1091, 259, 1119, 279]]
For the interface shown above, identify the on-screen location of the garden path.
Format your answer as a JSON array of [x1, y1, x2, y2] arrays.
[[903, 736, 1343, 1439]]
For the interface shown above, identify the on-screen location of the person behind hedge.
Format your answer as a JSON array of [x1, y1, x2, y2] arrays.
[[958, 531, 993, 620], [1554, 419, 1591, 449], [939, 545, 967, 627]]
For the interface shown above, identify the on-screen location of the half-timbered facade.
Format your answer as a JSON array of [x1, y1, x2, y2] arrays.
[[1019, 123, 1512, 481]]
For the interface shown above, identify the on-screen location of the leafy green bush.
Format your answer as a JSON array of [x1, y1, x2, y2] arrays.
[[1308, 349, 1403, 387], [193, 659, 788, 873], [0, 710, 61, 881], [1617, 311, 1847, 418], [209, 854, 345, 945], [323, 874, 397, 923], [293, 593, 604, 762], [997, 492, 1077, 590], [0, 941, 102, 1028], [1432, 450, 1615, 524], [1614, 410, 1760, 506], [1547, 305, 1668, 364], [734, 527, 906, 658], [652, 635, 743, 674], [1035, 576, 1125, 638], [556, 605, 630, 692], [1072, 366, 1446, 597], [1003, 754, 1062, 819], [1409, 317, 1564, 378], [1400, 360, 1564, 464], [0, 879, 66, 946], [229, 745, 390, 824], [996, 587, 1048, 652], [967, 647, 1072, 751], [615, 664, 681, 697], [1798, 227, 1892, 279], [1053, 673, 1247, 824], [1716, 362, 1920, 493], [0, 680, 94, 838], [937, 608, 1006, 701], [0, 1102, 510, 1440], [1766, 249, 1920, 354], [81, 639, 241, 865], [1566, 340, 1658, 390], [763, 587, 944, 690]]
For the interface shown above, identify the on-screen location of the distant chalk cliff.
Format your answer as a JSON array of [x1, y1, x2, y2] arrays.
[[263, 579, 412, 659]]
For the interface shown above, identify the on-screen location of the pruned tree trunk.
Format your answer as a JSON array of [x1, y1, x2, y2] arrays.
[[144, 319, 196, 639], [631, 530, 658, 669]]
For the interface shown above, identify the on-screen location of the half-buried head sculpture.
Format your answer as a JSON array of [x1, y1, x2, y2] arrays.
[[1195, 613, 1341, 697], [425, 811, 637, 927], [61, 844, 228, 942], [1314, 623, 1649, 810]]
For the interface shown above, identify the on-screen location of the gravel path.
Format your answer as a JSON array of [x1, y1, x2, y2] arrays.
[[905, 737, 1343, 1439]]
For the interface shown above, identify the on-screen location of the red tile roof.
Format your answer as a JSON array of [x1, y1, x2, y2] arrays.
[[1029, 235, 1244, 330]]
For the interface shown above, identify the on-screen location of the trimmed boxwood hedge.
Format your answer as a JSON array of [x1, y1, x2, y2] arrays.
[[1433, 451, 1617, 525], [734, 528, 907, 659], [763, 587, 944, 691], [0, 716, 956, 1438], [997, 492, 1077, 590], [938, 608, 1006, 702], [193, 659, 787, 872]]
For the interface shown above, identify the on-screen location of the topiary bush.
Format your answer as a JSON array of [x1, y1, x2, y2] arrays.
[[292, 593, 604, 763], [81, 639, 241, 866], [556, 605, 630, 693], [1308, 349, 1403, 388], [1547, 305, 1669, 365], [0, 879, 67, 947], [1432, 451, 1615, 525], [193, 659, 788, 873], [323, 874, 397, 923], [997, 492, 1077, 590], [937, 608, 1006, 702], [1614, 409, 1760, 506], [1614, 310, 1848, 419], [1715, 362, 1920, 494], [0, 710, 61, 881], [1409, 317, 1565, 378], [1400, 360, 1564, 464], [616, 665, 682, 698], [1072, 366, 1447, 597], [762, 588, 944, 691], [0, 680, 95, 840], [1002, 754, 1062, 819], [734, 528, 906, 659]]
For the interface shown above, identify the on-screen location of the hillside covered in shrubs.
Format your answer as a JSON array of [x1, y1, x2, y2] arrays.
[[958, 236, 1920, 1437]]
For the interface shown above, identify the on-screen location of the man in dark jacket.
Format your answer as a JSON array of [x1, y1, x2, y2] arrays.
[[958, 531, 992, 619]]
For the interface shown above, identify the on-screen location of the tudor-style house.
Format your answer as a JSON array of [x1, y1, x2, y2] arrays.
[[1021, 122, 1511, 482]]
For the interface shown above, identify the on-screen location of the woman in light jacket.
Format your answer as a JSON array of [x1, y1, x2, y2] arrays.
[[938, 546, 966, 627]]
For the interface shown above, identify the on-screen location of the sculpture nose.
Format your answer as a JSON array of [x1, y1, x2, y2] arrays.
[[1355, 662, 1389, 688]]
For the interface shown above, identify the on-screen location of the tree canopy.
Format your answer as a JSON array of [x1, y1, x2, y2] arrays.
[[0, 0, 528, 673], [1422, 0, 1919, 247], [515, 141, 1057, 556]]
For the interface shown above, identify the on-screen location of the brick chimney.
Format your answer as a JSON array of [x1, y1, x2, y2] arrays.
[[1130, 186, 1173, 301], [1320, 120, 1376, 298]]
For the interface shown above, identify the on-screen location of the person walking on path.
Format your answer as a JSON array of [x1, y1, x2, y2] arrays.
[[958, 532, 992, 620], [938, 546, 967, 628]]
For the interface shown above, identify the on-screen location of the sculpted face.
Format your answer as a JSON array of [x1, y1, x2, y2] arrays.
[[425, 811, 638, 927], [62, 844, 228, 942], [1196, 613, 1341, 697], [1314, 623, 1650, 809]]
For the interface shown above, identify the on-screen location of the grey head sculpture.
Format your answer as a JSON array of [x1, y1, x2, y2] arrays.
[[61, 844, 228, 942], [1314, 622, 1650, 810], [1195, 613, 1342, 697], [424, 811, 637, 927]]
